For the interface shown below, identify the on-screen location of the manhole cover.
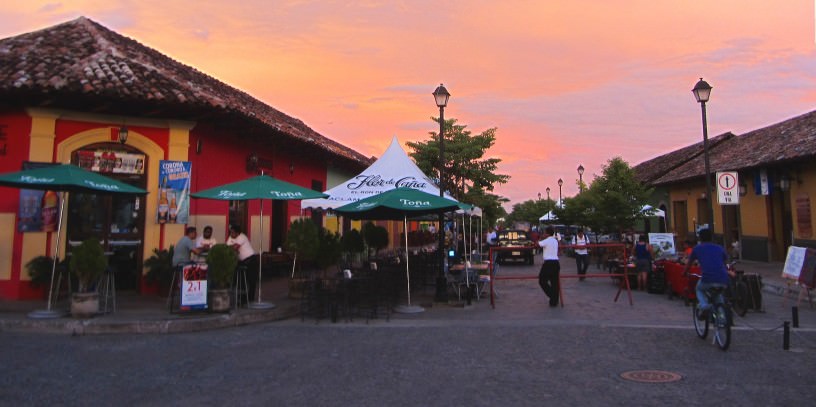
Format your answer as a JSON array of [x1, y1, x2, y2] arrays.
[[620, 370, 682, 383]]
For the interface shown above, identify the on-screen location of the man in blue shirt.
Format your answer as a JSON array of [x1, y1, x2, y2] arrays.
[[172, 227, 203, 267], [684, 228, 729, 319]]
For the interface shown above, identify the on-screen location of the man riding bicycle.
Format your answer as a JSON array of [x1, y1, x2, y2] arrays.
[[684, 228, 730, 320]]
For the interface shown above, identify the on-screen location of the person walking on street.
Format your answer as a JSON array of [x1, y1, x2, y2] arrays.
[[634, 235, 653, 291], [572, 228, 590, 281], [538, 226, 560, 307], [683, 228, 729, 319]]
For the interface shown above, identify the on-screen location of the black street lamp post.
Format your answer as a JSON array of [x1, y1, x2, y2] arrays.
[[577, 165, 584, 193], [433, 83, 450, 302], [557, 178, 563, 208], [546, 187, 550, 201], [692, 78, 715, 231]]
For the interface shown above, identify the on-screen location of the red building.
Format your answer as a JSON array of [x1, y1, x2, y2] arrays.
[[0, 17, 370, 300]]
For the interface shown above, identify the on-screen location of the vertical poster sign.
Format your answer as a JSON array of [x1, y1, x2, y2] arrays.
[[17, 161, 59, 232], [157, 160, 191, 224], [180, 263, 208, 310]]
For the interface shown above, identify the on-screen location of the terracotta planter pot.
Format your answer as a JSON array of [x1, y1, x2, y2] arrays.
[[71, 292, 99, 318], [209, 289, 231, 313]]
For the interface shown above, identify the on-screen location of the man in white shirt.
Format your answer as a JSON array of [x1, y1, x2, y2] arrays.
[[227, 225, 258, 301], [538, 226, 560, 307], [193, 225, 217, 262], [572, 228, 590, 281]]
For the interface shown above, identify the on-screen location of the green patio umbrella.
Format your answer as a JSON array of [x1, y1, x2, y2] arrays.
[[191, 174, 328, 309], [335, 188, 460, 313], [0, 164, 147, 318], [0, 164, 147, 194]]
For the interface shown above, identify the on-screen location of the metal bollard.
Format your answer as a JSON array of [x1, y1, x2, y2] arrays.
[[783, 321, 790, 350], [792, 306, 799, 328]]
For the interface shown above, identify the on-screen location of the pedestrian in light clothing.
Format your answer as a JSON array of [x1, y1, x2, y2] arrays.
[[538, 226, 560, 307], [572, 229, 590, 281]]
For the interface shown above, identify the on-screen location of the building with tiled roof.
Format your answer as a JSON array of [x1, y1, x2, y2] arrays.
[[634, 110, 816, 262], [0, 17, 373, 300]]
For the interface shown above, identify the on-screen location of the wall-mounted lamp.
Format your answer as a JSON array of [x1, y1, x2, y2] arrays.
[[289, 161, 294, 175], [739, 183, 747, 197], [246, 153, 259, 173], [779, 174, 791, 191], [118, 125, 128, 145], [196, 139, 202, 155]]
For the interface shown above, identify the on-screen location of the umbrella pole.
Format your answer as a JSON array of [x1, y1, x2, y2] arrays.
[[249, 198, 275, 309], [29, 191, 67, 319], [394, 215, 423, 313]]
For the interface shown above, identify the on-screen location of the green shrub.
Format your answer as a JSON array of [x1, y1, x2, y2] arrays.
[[206, 244, 238, 289], [69, 238, 108, 293]]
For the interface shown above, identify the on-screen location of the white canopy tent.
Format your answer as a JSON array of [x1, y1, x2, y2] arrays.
[[539, 211, 558, 222], [641, 204, 668, 231], [302, 136, 455, 210]]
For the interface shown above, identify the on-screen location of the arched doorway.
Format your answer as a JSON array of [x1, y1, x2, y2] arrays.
[[66, 143, 147, 291]]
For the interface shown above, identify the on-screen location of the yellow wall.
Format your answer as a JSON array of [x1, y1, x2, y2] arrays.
[[791, 166, 816, 240], [737, 187, 768, 237], [0, 214, 15, 280]]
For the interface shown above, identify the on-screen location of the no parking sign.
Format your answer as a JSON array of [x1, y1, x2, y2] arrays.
[[716, 172, 739, 205]]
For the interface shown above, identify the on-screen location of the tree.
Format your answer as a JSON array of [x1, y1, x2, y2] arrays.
[[408, 116, 509, 229], [407, 117, 509, 201], [506, 198, 551, 226], [559, 157, 651, 234]]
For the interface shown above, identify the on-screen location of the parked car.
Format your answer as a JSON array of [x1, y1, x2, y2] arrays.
[[495, 229, 535, 265]]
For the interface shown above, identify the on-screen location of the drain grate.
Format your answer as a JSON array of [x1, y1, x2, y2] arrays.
[[620, 370, 682, 383]]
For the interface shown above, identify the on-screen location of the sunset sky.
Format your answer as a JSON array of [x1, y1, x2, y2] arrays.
[[2, 1, 815, 209]]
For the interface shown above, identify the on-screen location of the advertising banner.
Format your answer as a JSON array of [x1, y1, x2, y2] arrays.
[[17, 162, 59, 232], [157, 160, 191, 224], [648, 233, 676, 258], [76, 149, 145, 174], [180, 263, 208, 310]]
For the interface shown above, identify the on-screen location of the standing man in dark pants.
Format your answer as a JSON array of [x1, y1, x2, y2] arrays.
[[538, 226, 561, 307]]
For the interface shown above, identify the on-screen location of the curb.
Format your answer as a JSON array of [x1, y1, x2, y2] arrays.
[[0, 304, 300, 335]]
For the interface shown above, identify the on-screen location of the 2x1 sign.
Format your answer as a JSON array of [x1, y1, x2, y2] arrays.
[[717, 171, 739, 205]]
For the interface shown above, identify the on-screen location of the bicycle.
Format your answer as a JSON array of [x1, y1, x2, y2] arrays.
[[689, 273, 732, 351]]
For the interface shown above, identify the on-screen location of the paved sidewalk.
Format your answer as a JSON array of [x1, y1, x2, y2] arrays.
[[0, 259, 812, 335]]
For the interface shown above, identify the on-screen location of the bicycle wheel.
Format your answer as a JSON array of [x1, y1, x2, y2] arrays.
[[712, 304, 731, 351], [693, 304, 708, 339], [732, 281, 749, 317]]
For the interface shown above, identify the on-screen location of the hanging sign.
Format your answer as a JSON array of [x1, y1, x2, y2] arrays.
[[157, 160, 191, 224], [180, 263, 208, 310], [717, 171, 739, 205]]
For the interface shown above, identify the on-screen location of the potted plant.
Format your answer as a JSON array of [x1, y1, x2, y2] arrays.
[[316, 228, 342, 274], [206, 243, 238, 312], [363, 222, 389, 259], [285, 218, 319, 298], [144, 245, 174, 297], [25, 256, 70, 297], [69, 238, 108, 318], [340, 229, 364, 269]]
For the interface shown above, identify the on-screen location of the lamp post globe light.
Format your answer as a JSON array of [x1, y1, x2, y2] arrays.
[[557, 178, 563, 208], [546, 187, 550, 201], [692, 78, 715, 231], [577, 164, 584, 193], [433, 83, 450, 303]]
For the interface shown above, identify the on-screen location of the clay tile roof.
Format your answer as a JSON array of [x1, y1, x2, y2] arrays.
[[634, 132, 735, 184], [0, 17, 371, 167], [639, 109, 816, 186]]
